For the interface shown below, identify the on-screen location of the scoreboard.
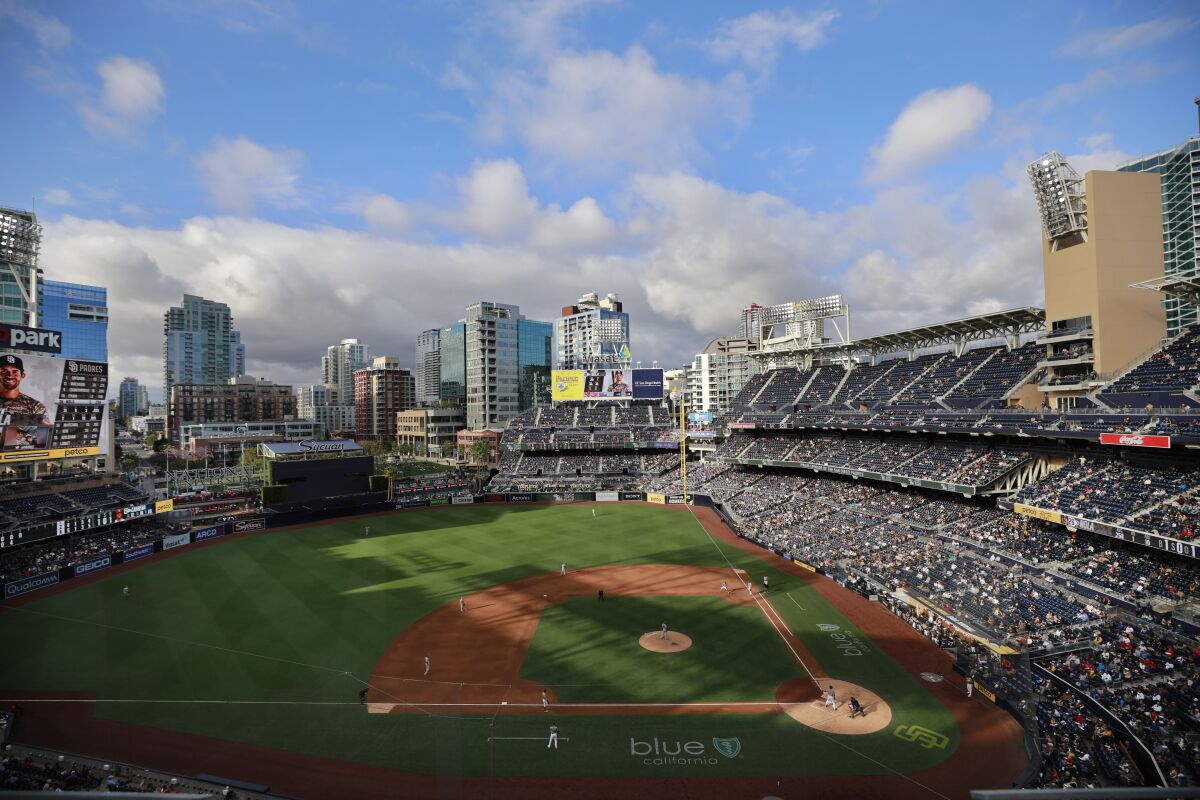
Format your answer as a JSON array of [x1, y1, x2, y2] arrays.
[[49, 361, 108, 449]]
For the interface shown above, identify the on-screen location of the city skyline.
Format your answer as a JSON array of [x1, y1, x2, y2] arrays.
[[2, 2, 1196, 395]]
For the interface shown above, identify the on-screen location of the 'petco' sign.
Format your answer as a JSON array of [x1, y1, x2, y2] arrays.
[[1099, 433, 1171, 449], [0, 323, 62, 353]]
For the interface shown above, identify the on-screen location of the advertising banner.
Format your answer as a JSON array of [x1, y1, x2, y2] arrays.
[[595, 491, 619, 502], [793, 559, 816, 572], [620, 491, 643, 501], [667, 494, 687, 504], [0, 353, 108, 464], [551, 370, 584, 401], [397, 498, 428, 509], [117, 504, 153, 521], [193, 525, 224, 542], [647, 492, 666, 505], [124, 543, 155, 562], [155, 499, 174, 514], [1013, 503, 1063, 524], [74, 555, 112, 577], [1099, 433, 1171, 449], [631, 368, 665, 399], [728, 422, 756, 430], [583, 368, 633, 399], [0, 323, 62, 354], [232, 517, 266, 532], [507, 493, 534, 503], [428, 496, 449, 506], [162, 532, 190, 550], [4, 570, 59, 598], [451, 495, 475, 505]]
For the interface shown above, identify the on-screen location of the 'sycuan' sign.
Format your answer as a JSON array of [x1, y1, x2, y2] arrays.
[[1099, 433, 1170, 449]]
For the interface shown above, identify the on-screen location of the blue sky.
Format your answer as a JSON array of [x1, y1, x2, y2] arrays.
[[2, 0, 1196, 397]]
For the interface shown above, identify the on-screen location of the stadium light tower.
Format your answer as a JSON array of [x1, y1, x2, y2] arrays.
[[1027, 152, 1088, 249]]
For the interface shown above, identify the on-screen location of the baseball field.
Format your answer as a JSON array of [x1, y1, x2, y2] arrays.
[[0, 503, 1028, 798]]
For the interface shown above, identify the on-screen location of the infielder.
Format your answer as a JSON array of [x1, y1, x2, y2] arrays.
[[542, 688, 549, 712], [424, 656, 431, 676], [547, 723, 559, 749], [763, 575, 769, 593], [459, 596, 466, 612], [560, 563, 567, 575], [660, 622, 669, 640], [825, 685, 838, 711], [720, 580, 729, 592]]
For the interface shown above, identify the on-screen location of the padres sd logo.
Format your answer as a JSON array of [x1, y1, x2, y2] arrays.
[[893, 725, 949, 749]]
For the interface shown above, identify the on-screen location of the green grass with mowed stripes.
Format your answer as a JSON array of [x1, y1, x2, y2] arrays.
[[0, 504, 959, 777]]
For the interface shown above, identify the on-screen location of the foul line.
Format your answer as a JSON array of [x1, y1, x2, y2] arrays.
[[489, 737, 570, 742], [786, 592, 807, 611], [682, 507, 822, 691]]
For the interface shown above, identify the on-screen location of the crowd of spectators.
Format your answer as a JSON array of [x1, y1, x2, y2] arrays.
[[0, 523, 179, 584]]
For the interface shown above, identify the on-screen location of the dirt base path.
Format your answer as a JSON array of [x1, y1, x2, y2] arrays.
[[367, 563, 786, 712]]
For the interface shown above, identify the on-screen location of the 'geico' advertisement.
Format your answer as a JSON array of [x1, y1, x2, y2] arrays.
[[0, 352, 108, 463]]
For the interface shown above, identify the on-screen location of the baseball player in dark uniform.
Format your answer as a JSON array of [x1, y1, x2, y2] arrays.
[[0, 355, 50, 426]]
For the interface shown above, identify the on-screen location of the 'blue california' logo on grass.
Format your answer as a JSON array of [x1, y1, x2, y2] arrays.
[[712, 737, 741, 758]]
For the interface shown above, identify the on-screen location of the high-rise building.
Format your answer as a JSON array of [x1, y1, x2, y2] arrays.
[[739, 304, 766, 342], [167, 375, 296, 439], [415, 328, 441, 406], [322, 338, 371, 410], [687, 337, 760, 412], [1119, 133, 1200, 336], [555, 292, 629, 369], [464, 301, 552, 430], [40, 280, 108, 361], [230, 330, 246, 378], [0, 207, 43, 327], [354, 356, 415, 439], [119, 377, 141, 421], [295, 384, 354, 435], [137, 384, 149, 415], [163, 295, 237, 400], [438, 323, 466, 406]]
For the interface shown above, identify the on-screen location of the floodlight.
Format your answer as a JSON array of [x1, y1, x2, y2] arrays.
[[1026, 152, 1087, 244]]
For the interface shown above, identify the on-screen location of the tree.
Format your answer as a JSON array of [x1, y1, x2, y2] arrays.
[[144, 432, 158, 449], [469, 438, 493, 465]]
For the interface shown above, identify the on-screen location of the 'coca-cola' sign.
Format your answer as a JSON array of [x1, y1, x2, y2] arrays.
[[1099, 433, 1171, 449]]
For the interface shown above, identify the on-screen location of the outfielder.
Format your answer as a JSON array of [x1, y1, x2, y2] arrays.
[[548, 723, 559, 749], [825, 685, 838, 711], [364, 526, 370, 536], [542, 688, 549, 712], [591, 508, 596, 518]]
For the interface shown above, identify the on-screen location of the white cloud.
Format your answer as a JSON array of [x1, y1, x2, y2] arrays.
[[1058, 17, 1196, 58], [360, 194, 412, 231], [77, 56, 165, 139], [1066, 133, 1132, 176], [485, 45, 748, 171], [706, 8, 838, 72], [529, 197, 616, 251], [489, 0, 611, 58], [0, 1, 71, 52], [450, 159, 540, 240], [42, 188, 75, 206], [196, 136, 306, 214], [868, 84, 992, 183]]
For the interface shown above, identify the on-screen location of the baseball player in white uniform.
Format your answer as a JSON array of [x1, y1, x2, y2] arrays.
[[660, 622, 669, 640], [825, 685, 838, 711], [459, 596, 466, 612], [967, 675, 974, 698], [542, 689, 549, 712], [364, 526, 369, 536], [592, 508, 596, 518], [424, 656, 430, 676], [547, 723, 559, 748], [560, 563, 567, 575], [720, 580, 729, 592]]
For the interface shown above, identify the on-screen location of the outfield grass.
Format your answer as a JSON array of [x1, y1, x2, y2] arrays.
[[0, 504, 960, 777]]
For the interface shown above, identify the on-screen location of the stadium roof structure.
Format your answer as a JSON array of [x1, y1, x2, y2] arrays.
[[1130, 268, 1200, 310], [755, 307, 1045, 364], [258, 439, 364, 460]]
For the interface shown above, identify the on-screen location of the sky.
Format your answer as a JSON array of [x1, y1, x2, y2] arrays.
[[2, 0, 1197, 400]]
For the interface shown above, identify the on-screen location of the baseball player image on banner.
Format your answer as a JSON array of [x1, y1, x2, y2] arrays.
[[0, 354, 51, 426]]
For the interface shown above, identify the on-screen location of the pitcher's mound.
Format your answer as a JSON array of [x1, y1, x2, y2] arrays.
[[639, 632, 693, 652], [775, 678, 891, 734]]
